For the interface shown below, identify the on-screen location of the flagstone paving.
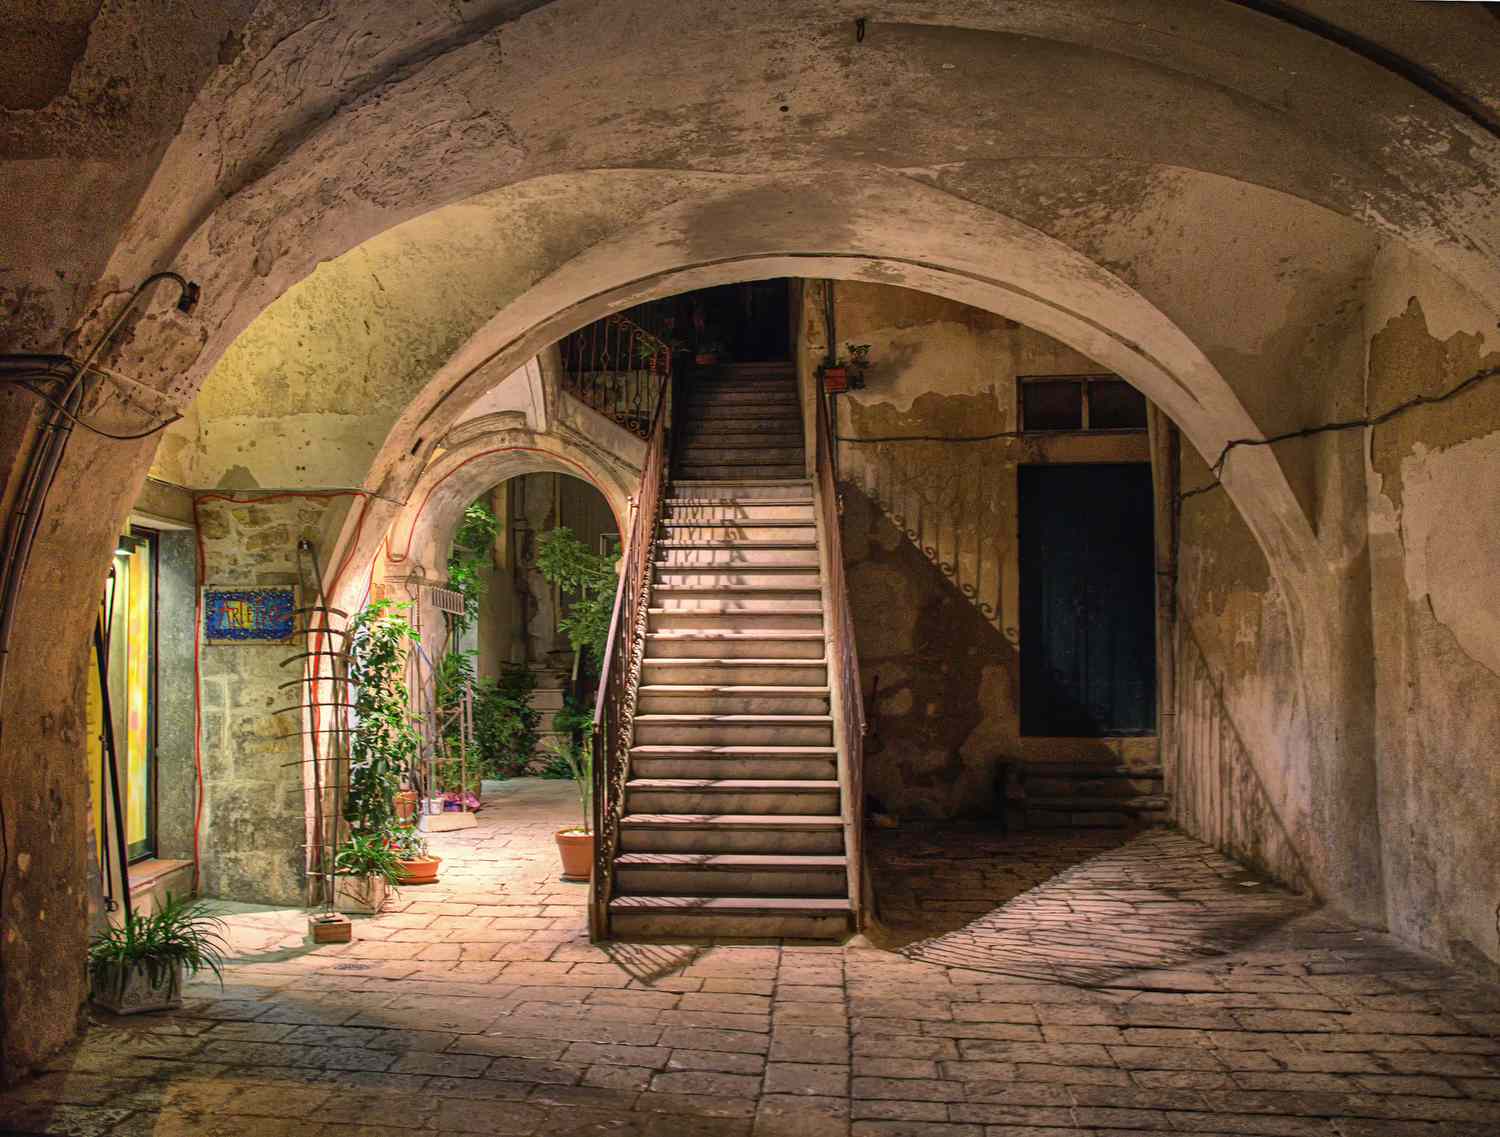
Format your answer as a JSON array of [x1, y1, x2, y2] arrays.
[[5, 778, 1498, 1136]]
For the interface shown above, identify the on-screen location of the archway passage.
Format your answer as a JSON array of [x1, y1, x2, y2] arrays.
[[3, 1, 1500, 1097]]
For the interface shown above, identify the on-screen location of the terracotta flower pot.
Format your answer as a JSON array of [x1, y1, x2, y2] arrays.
[[396, 855, 442, 885], [395, 790, 418, 822], [555, 828, 594, 882]]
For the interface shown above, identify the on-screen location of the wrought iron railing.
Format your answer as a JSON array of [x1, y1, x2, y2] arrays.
[[558, 311, 673, 438], [588, 379, 670, 938], [814, 387, 871, 929]]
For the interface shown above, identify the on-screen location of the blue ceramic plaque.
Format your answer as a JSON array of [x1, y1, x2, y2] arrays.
[[202, 587, 298, 644]]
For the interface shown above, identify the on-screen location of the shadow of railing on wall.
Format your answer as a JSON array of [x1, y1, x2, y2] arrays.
[[845, 439, 1009, 632], [1173, 625, 1310, 895]]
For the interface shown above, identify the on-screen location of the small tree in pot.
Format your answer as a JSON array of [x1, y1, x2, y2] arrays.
[[89, 894, 228, 1014], [544, 723, 594, 881]]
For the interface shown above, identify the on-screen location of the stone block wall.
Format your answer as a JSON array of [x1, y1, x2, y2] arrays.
[[194, 496, 345, 905]]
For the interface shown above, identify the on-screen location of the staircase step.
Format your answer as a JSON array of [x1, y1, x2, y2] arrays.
[[658, 545, 816, 568], [678, 465, 807, 480], [677, 429, 803, 446], [626, 777, 841, 814], [666, 509, 813, 525], [635, 681, 832, 718], [619, 813, 844, 854], [672, 478, 811, 489], [677, 444, 805, 462], [656, 568, 822, 589], [686, 391, 801, 406], [682, 413, 803, 430], [614, 853, 848, 898], [608, 895, 851, 939], [652, 586, 822, 614], [641, 658, 829, 687], [648, 608, 823, 633], [645, 632, 825, 659], [633, 713, 834, 747], [629, 748, 838, 781]]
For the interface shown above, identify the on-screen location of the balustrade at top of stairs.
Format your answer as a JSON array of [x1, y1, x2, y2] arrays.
[[590, 361, 864, 940], [558, 311, 673, 438]]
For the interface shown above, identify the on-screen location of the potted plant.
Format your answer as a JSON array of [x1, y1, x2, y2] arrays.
[[694, 339, 728, 367], [820, 343, 871, 393], [547, 732, 594, 882], [333, 833, 403, 913], [846, 342, 871, 387], [88, 894, 227, 1014], [391, 821, 442, 885]]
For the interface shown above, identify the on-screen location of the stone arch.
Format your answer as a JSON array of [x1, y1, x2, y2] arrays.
[[375, 421, 632, 600], [300, 187, 1373, 930]]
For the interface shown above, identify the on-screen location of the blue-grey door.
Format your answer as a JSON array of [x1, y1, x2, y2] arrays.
[[1019, 464, 1156, 736]]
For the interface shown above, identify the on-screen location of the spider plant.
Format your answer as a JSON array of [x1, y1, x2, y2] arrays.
[[334, 832, 405, 886], [88, 893, 228, 992]]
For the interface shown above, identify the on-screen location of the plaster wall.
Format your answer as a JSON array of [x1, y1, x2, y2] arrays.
[[808, 281, 1159, 818], [1364, 245, 1500, 980], [1173, 447, 1314, 895]]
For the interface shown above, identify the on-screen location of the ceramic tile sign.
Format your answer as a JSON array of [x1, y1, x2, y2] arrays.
[[202, 586, 298, 644]]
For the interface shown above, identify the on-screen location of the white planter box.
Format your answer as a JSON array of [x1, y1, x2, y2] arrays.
[[334, 874, 389, 914], [91, 961, 184, 1015]]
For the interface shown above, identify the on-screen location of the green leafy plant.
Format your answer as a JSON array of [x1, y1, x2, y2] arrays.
[[345, 599, 421, 840], [435, 645, 474, 768], [535, 527, 619, 668], [474, 663, 540, 778], [388, 822, 428, 862], [88, 894, 228, 991], [447, 500, 500, 635], [540, 734, 593, 834], [333, 832, 404, 887], [554, 694, 595, 740]]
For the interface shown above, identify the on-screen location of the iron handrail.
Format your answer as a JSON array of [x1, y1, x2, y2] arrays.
[[814, 385, 870, 930], [559, 312, 672, 438], [588, 376, 670, 938]]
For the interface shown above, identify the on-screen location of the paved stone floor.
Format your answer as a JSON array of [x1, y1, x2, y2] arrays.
[[867, 823, 1127, 949], [5, 779, 1499, 1136]]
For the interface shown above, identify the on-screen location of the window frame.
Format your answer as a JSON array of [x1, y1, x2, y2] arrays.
[[1017, 373, 1148, 434]]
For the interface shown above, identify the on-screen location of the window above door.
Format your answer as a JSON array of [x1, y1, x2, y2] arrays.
[[1019, 375, 1148, 433]]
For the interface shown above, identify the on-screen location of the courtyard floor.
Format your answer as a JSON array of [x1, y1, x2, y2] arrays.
[[4, 778, 1498, 1136]]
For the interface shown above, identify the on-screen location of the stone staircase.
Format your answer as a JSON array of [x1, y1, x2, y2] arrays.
[[1015, 760, 1169, 830], [607, 362, 853, 938]]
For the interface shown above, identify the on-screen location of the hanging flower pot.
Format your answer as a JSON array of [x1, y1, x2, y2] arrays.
[[822, 366, 849, 393]]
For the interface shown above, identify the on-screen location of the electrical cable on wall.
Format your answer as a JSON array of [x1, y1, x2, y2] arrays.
[[0, 270, 198, 989], [827, 363, 1500, 505], [1177, 363, 1500, 502]]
